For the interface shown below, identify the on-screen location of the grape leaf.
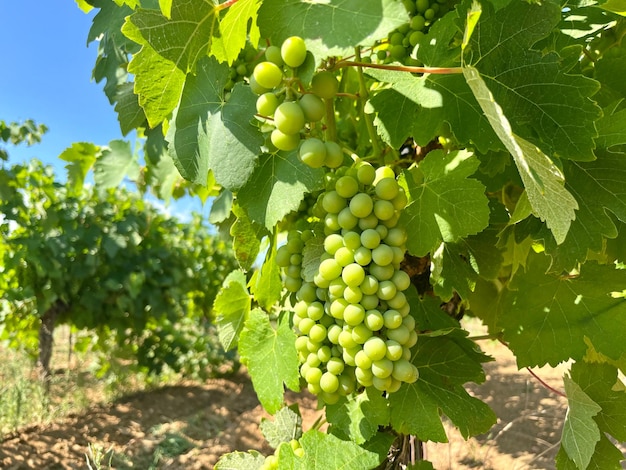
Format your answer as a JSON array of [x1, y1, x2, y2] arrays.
[[238, 152, 325, 231], [399, 149, 490, 257], [326, 387, 390, 445], [463, 66, 579, 245], [556, 432, 625, 470], [390, 293, 495, 440], [239, 310, 300, 414], [211, 0, 261, 65], [260, 405, 303, 448], [544, 149, 626, 270], [499, 252, 626, 367], [114, 82, 147, 135], [58, 142, 99, 195], [121, 1, 218, 125], [167, 59, 262, 189], [230, 203, 264, 271], [277, 429, 386, 470], [93, 140, 140, 191], [595, 105, 626, 149], [249, 240, 283, 311], [212, 269, 250, 351], [463, 0, 601, 161], [301, 235, 325, 283], [214, 450, 265, 470], [257, 0, 407, 61], [561, 375, 602, 469]]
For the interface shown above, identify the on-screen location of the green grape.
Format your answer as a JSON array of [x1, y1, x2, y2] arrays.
[[253, 61, 283, 89], [374, 166, 395, 183], [392, 270, 411, 291], [299, 94, 326, 122], [392, 359, 419, 383], [305, 366, 323, 384], [281, 36, 307, 68], [298, 317, 315, 335], [377, 280, 397, 300], [416, 0, 429, 13], [360, 275, 379, 296], [249, 75, 270, 95], [299, 137, 327, 168], [354, 246, 372, 266], [329, 298, 348, 319], [276, 245, 291, 266], [372, 375, 393, 392], [363, 336, 387, 361], [349, 193, 374, 218], [388, 291, 407, 309], [385, 340, 404, 361], [351, 323, 373, 343], [389, 32, 404, 45], [342, 263, 366, 287], [390, 45, 407, 61], [322, 190, 347, 214], [326, 357, 345, 375], [424, 8, 436, 20], [409, 30, 425, 47], [356, 162, 376, 185], [385, 227, 408, 247], [372, 244, 394, 266], [256, 92, 279, 116], [410, 15, 426, 31], [327, 324, 342, 344], [358, 213, 379, 231], [370, 263, 395, 281], [402, 314, 416, 331], [271, 129, 300, 151], [309, 323, 327, 343], [319, 258, 342, 281], [387, 325, 411, 344], [383, 309, 403, 329], [337, 374, 356, 395], [312, 71, 339, 99], [317, 345, 332, 362], [334, 246, 355, 267], [372, 358, 394, 379], [355, 366, 374, 387], [361, 294, 379, 310], [324, 141, 344, 169], [265, 45, 284, 66], [373, 199, 396, 221], [274, 101, 305, 135], [338, 329, 358, 349], [343, 303, 365, 326], [319, 371, 340, 393], [306, 352, 322, 367], [360, 228, 381, 250], [337, 207, 359, 230], [335, 175, 359, 198], [375, 177, 399, 200], [324, 233, 344, 255], [343, 231, 361, 250]]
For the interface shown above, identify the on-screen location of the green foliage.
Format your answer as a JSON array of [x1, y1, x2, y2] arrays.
[[0, 159, 239, 379], [77, 0, 626, 468]]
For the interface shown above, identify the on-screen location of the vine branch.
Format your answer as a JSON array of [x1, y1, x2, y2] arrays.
[[526, 367, 566, 398], [216, 0, 239, 11]]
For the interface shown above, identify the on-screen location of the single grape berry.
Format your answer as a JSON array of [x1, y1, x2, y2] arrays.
[[271, 128, 300, 151], [299, 138, 327, 168], [274, 101, 305, 135], [312, 71, 339, 99], [265, 45, 284, 66], [281, 36, 307, 68], [253, 61, 283, 90], [299, 94, 326, 122]]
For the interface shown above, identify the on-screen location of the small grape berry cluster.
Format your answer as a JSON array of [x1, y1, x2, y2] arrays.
[[259, 439, 304, 470], [250, 37, 340, 153], [277, 162, 419, 404]]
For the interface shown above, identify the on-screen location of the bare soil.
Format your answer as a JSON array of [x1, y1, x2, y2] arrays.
[[0, 337, 614, 470]]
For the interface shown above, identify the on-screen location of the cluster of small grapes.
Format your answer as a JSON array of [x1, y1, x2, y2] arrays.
[[376, 0, 457, 64], [278, 163, 419, 404], [224, 44, 259, 96], [260, 440, 304, 470], [250, 36, 340, 152]]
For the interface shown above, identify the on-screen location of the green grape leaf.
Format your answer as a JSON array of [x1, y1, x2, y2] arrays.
[[214, 450, 265, 470], [598, 0, 626, 15], [209, 190, 234, 225], [545, 149, 626, 270], [399, 149, 490, 257], [561, 375, 602, 469], [58, 142, 99, 195], [463, 66, 579, 244], [258, 0, 407, 61], [595, 105, 626, 149], [94, 140, 140, 191], [390, 293, 495, 440], [114, 82, 147, 136], [499, 252, 626, 367], [213, 269, 250, 351], [326, 387, 390, 445], [239, 310, 300, 414], [230, 203, 264, 271], [144, 150, 182, 202], [277, 429, 386, 470], [302, 235, 325, 284], [260, 405, 303, 448], [556, 432, 625, 470], [249, 241, 284, 311], [211, 0, 261, 65], [167, 59, 262, 189], [238, 153, 325, 231]]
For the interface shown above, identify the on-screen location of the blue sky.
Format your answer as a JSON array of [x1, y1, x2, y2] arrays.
[[0, 1, 205, 219]]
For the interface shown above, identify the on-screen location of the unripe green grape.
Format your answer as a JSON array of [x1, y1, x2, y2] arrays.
[[306, 352, 322, 367], [391, 270, 411, 292], [406, 330, 418, 348], [410, 15, 426, 31], [392, 189, 408, 210], [374, 166, 395, 184], [328, 278, 347, 298], [338, 374, 356, 395], [276, 245, 291, 267], [313, 273, 331, 289], [271, 129, 300, 151], [389, 32, 404, 45], [335, 175, 359, 198], [324, 214, 341, 233], [355, 366, 374, 387], [416, 0, 429, 12], [299, 137, 327, 168], [320, 314, 335, 328], [253, 61, 283, 89], [275, 101, 305, 135], [376, 50, 388, 62], [385, 340, 404, 361], [370, 263, 395, 281], [344, 303, 365, 326], [361, 228, 381, 249], [285, 276, 302, 292], [399, 303, 411, 317], [324, 141, 344, 169], [355, 349, 372, 369], [307, 338, 321, 353], [319, 258, 342, 281], [298, 317, 315, 335], [337, 207, 359, 230], [327, 324, 342, 344], [356, 162, 376, 185], [402, 314, 416, 331], [372, 244, 394, 266], [326, 357, 345, 375], [343, 231, 361, 250], [387, 378, 402, 393], [286, 264, 301, 279], [402, 0, 416, 14], [358, 213, 379, 231], [383, 211, 401, 228], [424, 8, 435, 20], [343, 284, 362, 304], [290, 253, 303, 266], [360, 294, 379, 310], [375, 224, 389, 240], [249, 75, 270, 95], [334, 246, 355, 267], [281, 36, 307, 68], [324, 233, 344, 255], [374, 199, 396, 221], [330, 298, 348, 319], [312, 71, 339, 99], [342, 263, 366, 287], [265, 45, 284, 66], [305, 366, 323, 384], [372, 375, 393, 392], [409, 30, 425, 47], [307, 301, 325, 321], [320, 390, 340, 404], [299, 94, 325, 122], [295, 335, 309, 352], [360, 275, 379, 296], [364, 336, 387, 361], [375, 177, 399, 200], [309, 323, 327, 343], [372, 358, 394, 378], [383, 309, 403, 329], [322, 190, 347, 214], [338, 329, 358, 349], [390, 45, 407, 61], [320, 371, 339, 393], [349, 193, 374, 219], [352, 323, 373, 344], [256, 92, 279, 116], [387, 325, 411, 344], [364, 310, 384, 333], [392, 359, 419, 383], [385, 227, 408, 247], [354, 246, 372, 266], [378, 280, 397, 301], [402, 346, 412, 361], [317, 345, 332, 363], [388, 291, 407, 309]]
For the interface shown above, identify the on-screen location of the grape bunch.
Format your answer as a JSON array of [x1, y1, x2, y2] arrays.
[[376, 0, 458, 64], [260, 439, 304, 470], [224, 43, 259, 97], [278, 162, 419, 404], [249, 37, 340, 152]]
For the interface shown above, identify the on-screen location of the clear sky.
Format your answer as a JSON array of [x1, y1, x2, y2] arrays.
[[0, 1, 206, 218]]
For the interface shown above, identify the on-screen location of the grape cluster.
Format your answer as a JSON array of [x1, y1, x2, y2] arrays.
[[224, 44, 259, 97], [250, 37, 340, 152], [260, 439, 304, 470], [376, 0, 457, 64], [278, 162, 419, 404]]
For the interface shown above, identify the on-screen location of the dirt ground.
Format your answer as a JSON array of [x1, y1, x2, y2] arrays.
[[0, 337, 618, 470]]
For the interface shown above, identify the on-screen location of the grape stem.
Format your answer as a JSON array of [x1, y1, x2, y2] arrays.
[[526, 367, 566, 398], [216, 0, 239, 10], [335, 60, 464, 75]]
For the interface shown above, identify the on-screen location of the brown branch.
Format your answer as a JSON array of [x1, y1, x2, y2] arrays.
[[217, 0, 239, 11], [526, 367, 566, 398]]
